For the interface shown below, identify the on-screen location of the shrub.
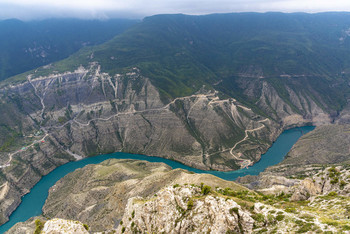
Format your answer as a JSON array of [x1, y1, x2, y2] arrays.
[[297, 223, 313, 233], [201, 185, 211, 195], [285, 207, 297, 213], [229, 207, 239, 216], [34, 219, 44, 234], [187, 199, 194, 210], [330, 177, 339, 184], [132, 210, 135, 218], [328, 191, 337, 196], [276, 214, 285, 221], [121, 226, 126, 233], [267, 214, 275, 223], [83, 224, 89, 231], [252, 213, 265, 223], [340, 180, 347, 188], [173, 184, 180, 188]]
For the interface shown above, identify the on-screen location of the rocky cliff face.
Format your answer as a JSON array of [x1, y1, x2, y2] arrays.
[[117, 185, 254, 233], [0, 63, 337, 225]]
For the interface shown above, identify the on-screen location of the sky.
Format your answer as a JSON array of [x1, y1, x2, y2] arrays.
[[1, 0, 350, 20]]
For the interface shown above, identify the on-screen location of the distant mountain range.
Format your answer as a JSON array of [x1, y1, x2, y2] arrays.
[[0, 18, 138, 81]]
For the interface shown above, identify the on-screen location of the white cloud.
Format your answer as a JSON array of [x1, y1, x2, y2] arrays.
[[1, 0, 350, 20]]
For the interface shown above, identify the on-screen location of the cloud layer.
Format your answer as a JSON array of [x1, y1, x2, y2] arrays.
[[1, 0, 350, 20]]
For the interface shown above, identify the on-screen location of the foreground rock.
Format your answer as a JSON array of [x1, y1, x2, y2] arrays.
[[7, 160, 350, 233], [41, 159, 247, 232], [42, 218, 88, 234], [117, 185, 254, 233]]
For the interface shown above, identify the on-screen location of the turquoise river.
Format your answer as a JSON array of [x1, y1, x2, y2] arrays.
[[0, 126, 315, 233]]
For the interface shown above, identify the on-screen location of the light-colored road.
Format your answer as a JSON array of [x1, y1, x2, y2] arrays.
[[0, 133, 49, 169]]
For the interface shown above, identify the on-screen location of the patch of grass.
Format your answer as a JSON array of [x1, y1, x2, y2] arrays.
[[229, 207, 239, 216], [252, 213, 265, 223], [276, 214, 285, 221], [285, 207, 298, 213], [187, 199, 194, 210], [296, 222, 314, 233]]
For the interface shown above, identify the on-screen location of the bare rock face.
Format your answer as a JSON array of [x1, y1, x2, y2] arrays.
[[241, 164, 350, 201], [117, 185, 254, 234], [290, 178, 322, 201], [41, 159, 248, 232], [42, 218, 88, 234]]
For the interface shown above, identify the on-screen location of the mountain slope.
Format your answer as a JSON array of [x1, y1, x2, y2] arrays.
[[30, 13, 350, 106]]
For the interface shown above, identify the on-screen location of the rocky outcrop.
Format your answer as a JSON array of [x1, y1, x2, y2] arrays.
[[41, 159, 248, 232], [42, 218, 88, 234], [239, 165, 350, 201], [290, 178, 322, 201], [117, 185, 254, 233]]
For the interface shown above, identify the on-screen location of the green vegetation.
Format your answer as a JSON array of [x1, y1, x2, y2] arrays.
[[252, 213, 265, 223], [296, 222, 314, 233], [275, 214, 285, 221], [13, 12, 350, 111], [229, 207, 239, 216], [34, 219, 44, 234], [187, 199, 194, 210], [201, 185, 211, 195], [83, 223, 89, 231]]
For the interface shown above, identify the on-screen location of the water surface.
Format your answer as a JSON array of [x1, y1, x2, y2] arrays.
[[0, 126, 314, 233]]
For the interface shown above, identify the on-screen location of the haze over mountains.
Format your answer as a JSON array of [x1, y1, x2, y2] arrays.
[[1, 11, 350, 233], [0, 18, 138, 81]]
